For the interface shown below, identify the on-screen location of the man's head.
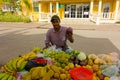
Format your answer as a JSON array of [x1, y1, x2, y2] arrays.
[[51, 15, 60, 22], [51, 15, 61, 31]]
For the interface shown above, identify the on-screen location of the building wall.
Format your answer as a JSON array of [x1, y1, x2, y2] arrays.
[[29, 0, 120, 21], [21, 0, 33, 16]]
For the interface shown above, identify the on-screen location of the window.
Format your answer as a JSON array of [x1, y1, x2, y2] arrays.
[[33, 2, 39, 12], [2, 3, 13, 12]]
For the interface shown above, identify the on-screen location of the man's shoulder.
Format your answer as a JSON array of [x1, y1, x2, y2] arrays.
[[47, 28, 53, 32], [61, 26, 68, 30]]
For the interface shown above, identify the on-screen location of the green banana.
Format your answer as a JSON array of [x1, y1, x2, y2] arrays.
[[7, 75, 13, 80], [18, 61, 28, 71], [3, 65, 14, 75], [1, 73, 10, 80], [12, 57, 20, 71], [6, 59, 16, 72], [17, 58, 25, 69], [0, 73, 7, 79], [12, 77, 16, 80]]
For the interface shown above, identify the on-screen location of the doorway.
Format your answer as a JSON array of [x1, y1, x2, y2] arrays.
[[65, 4, 90, 18]]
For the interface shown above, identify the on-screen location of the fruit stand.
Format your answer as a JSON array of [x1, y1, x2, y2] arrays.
[[0, 46, 120, 80]]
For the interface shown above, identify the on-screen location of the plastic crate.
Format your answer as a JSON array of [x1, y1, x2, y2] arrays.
[[70, 67, 93, 80]]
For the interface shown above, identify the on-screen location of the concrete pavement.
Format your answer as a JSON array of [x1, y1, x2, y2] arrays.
[[0, 22, 120, 66]]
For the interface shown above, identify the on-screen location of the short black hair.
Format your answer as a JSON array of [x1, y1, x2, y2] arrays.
[[51, 15, 60, 22]]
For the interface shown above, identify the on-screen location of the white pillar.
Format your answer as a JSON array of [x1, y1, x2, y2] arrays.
[[48, 2, 53, 23], [56, 2, 59, 15], [50, 2, 53, 15], [96, 0, 102, 25], [90, 0, 94, 19], [114, 0, 120, 21], [39, 2, 42, 22], [90, 0, 94, 14]]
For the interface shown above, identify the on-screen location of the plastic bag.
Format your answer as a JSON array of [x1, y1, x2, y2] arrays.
[[100, 64, 119, 77], [110, 76, 120, 80], [24, 57, 47, 71]]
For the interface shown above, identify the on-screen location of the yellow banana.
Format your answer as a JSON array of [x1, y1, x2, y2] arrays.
[[23, 51, 37, 60], [42, 69, 54, 80], [3, 65, 14, 75], [11, 57, 20, 71], [18, 61, 28, 71], [6, 59, 16, 72], [23, 72, 32, 80], [30, 67, 41, 80], [39, 67, 47, 78], [17, 58, 25, 69]]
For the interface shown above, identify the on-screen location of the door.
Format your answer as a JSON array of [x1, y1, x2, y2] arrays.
[[71, 5, 76, 18], [77, 4, 83, 18], [83, 4, 89, 18], [64, 4, 90, 18], [103, 3, 110, 19]]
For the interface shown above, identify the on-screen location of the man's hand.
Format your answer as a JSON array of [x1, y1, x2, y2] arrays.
[[66, 27, 74, 43], [43, 43, 51, 49], [66, 32, 74, 43]]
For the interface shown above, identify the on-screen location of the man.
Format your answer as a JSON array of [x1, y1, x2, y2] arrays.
[[44, 15, 74, 51]]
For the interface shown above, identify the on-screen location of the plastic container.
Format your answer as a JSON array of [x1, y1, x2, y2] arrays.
[[70, 67, 93, 80]]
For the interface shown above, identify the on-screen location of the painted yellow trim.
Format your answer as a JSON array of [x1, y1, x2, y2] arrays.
[[24, 0, 120, 22]]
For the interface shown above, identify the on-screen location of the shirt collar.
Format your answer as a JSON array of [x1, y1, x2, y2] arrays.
[[53, 26, 62, 33]]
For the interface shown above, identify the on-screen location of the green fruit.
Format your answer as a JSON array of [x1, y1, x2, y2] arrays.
[[1, 73, 10, 80], [0, 73, 7, 79], [8, 75, 13, 80], [77, 52, 87, 61]]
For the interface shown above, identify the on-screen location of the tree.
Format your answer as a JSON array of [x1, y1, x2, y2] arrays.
[[0, 0, 32, 13]]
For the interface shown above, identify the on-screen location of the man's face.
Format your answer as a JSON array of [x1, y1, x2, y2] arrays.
[[52, 19, 60, 31]]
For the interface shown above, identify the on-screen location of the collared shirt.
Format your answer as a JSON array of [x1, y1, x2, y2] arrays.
[[45, 26, 68, 49]]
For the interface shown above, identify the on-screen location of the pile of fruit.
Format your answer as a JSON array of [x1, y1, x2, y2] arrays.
[[0, 47, 120, 80]]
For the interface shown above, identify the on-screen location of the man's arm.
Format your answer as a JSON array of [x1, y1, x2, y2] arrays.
[[45, 43, 51, 48], [66, 32, 74, 43], [43, 30, 51, 49], [66, 27, 74, 43]]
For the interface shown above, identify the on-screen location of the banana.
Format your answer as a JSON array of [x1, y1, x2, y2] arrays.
[[18, 61, 28, 71], [13, 77, 16, 80], [11, 57, 20, 71], [1, 73, 10, 80], [7, 75, 13, 80], [0, 73, 7, 79], [6, 59, 16, 72], [22, 51, 37, 60], [42, 69, 54, 80], [23, 72, 32, 80], [22, 54, 30, 60], [30, 67, 42, 80], [39, 67, 47, 78], [17, 58, 25, 69], [27, 51, 37, 59], [3, 65, 14, 75]]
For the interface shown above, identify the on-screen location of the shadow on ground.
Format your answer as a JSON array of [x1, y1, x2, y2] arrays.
[[0, 29, 120, 66]]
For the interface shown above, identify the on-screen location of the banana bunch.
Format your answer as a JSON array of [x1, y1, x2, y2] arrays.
[[1, 57, 20, 75], [1, 57, 28, 74], [21, 51, 37, 60], [23, 65, 54, 80], [23, 66, 42, 80], [1, 51, 37, 74], [0, 72, 16, 80], [16, 57, 28, 71]]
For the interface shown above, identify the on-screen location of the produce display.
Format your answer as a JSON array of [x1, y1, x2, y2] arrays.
[[0, 46, 120, 80]]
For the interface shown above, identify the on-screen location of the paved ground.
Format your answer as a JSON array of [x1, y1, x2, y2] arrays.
[[0, 22, 120, 66]]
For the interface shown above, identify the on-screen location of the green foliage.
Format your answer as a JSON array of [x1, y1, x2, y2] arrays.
[[0, 12, 31, 22]]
